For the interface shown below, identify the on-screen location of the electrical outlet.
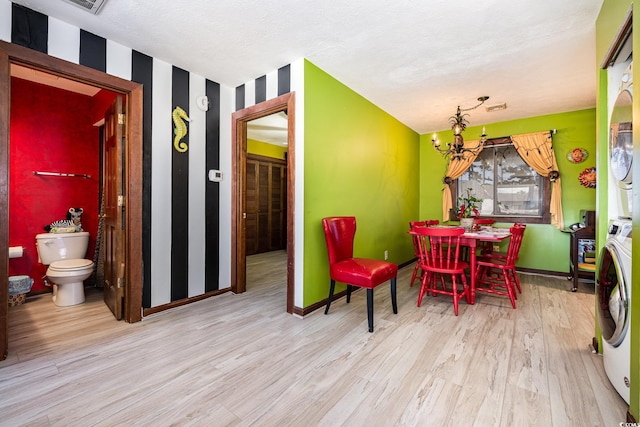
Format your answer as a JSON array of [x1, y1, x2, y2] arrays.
[[384, 250, 389, 260]]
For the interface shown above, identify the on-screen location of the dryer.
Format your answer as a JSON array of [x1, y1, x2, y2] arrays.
[[596, 219, 632, 403], [608, 61, 633, 219]]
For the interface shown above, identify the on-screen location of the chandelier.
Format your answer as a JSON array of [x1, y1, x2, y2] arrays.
[[431, 96, 489, 159]]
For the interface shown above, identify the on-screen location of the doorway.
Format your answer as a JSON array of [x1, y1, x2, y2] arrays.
[[231, 93, 295, 313], [245, 113, 288, 297], [0, 41, 143, 360], [245, 111, 288, 257]]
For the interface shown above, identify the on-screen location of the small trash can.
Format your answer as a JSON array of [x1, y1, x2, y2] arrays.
[[8, 275, 33, 306]]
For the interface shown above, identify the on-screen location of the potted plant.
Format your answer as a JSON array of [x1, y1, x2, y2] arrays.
[[457, 188, 483, 230]]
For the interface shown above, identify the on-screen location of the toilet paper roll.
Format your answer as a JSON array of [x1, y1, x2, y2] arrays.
[[9, 246, 24, 258]]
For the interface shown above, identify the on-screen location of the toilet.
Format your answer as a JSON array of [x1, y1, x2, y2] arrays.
[[35, 232, 94, 306]]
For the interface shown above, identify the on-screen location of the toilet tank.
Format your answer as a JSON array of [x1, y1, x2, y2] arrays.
[[35, 232, 90, 264]]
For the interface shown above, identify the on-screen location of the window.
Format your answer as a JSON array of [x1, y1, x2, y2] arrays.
[[455, 140, 551, 224]]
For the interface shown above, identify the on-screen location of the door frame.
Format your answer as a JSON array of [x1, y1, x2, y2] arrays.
[[231, 92, 295, 313], [0, 41, 143, 359]]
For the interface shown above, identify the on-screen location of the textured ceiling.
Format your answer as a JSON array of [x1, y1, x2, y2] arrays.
[[248, 112, 288, 145], [14, 0, 604, 134]]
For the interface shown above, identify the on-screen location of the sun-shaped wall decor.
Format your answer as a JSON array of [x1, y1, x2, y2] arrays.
[[578, 166, 596, 189], [567, 147, 588, 163]]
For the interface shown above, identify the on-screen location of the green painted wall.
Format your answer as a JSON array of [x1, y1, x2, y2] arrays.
[[247, 138, 287, 159], [419, 109, 597, 273], [303, 60, 420, 307], [597, 0, 638, 418]]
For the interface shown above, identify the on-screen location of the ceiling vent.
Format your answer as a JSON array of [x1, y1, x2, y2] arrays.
[[485, 103, 507, 112], [60, 0, 108, 14]]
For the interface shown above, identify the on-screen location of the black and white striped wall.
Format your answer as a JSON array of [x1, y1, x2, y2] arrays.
[[235, 64, 291, 111], [0, 1, 299, 309]]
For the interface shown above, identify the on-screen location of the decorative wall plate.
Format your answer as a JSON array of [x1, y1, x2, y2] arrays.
[[579, 166, 596, 188], [567, 147, 588, 163]]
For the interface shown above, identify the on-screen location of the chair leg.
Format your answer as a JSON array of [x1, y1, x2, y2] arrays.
[[451, 275, 459, 315], [325, 279, 336, 315], [510, 268, 522, 293], [475, 265, 486, 285], [410, 263, 419, 287], [461, 273, 471, 304], [367, 288, 374, 332], [390, 277, 398, 314], [346, 285, 353, 303], [510, 270, 518, 301], [417, 274, 428, 307], [504, 272, 517, 309]]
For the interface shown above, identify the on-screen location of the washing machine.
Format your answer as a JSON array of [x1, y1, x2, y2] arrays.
[[596, 219, 632, 403]]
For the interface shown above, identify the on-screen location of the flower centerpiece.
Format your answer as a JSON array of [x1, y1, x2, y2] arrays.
[[457, 188, 483, 230]]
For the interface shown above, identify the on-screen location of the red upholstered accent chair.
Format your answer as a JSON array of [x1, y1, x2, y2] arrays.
[[409, 226, 470, 315], [474, 225, 526, 308], [408, 220, 439, 287], [322, 217, 398, 332]]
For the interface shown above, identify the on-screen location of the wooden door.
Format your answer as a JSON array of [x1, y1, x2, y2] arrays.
[[270, 162, 286, 250], [244, 160, 261, 255], [256, 161, 270, 254], [245, 154, 286, 255], [103, 96, 125, 319]]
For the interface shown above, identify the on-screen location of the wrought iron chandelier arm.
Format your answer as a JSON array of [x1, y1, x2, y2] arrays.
[[459, 96, 489, 112]]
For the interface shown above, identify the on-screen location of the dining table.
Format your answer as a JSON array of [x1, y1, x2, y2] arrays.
[[460, 227, 512, 304]]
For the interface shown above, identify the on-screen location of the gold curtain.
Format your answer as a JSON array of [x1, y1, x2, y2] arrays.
[[511, 131, 564, 229], [441, 141, 483, 221]]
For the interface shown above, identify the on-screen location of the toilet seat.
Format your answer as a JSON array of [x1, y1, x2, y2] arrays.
[[49, 259, 94, 271]]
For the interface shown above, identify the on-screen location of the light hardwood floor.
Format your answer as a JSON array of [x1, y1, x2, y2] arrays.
[[0, 250, 629, 426]]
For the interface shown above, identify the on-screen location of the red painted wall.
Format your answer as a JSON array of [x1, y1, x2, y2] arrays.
[[9, 77, 116, 293]]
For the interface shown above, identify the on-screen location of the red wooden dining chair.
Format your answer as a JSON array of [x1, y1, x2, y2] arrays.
[[408, 220, 439, 287], [322, 217, 398, 332], [480, 223, 526, 293], [472, 218, 496, 255], [474, 225, 526, 308], [409, 226, 470, 315]]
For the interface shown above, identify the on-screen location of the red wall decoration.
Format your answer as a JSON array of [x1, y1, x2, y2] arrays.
[[9, 77, 116, 293]]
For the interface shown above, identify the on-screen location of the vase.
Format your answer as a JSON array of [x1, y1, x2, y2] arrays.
[[460, 217, 474, 231]]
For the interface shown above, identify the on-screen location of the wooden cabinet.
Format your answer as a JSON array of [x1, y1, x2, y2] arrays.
[[568, 226, 596, 292], [245, 154, 287, 255]]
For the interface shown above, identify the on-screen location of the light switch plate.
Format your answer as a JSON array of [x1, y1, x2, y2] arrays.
[[208, 169, 223, 182]]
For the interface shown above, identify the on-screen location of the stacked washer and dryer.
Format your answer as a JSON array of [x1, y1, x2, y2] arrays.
[[598, 58, 633, 404]]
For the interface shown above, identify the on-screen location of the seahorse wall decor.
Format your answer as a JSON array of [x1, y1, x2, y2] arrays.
[[172, 106, 191, 153]]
